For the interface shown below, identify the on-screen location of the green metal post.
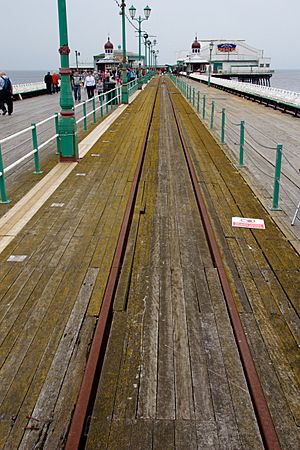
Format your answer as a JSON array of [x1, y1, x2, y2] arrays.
[[106, 93, 109, 113], [57, 0, 78, 161], [0, 144, 10, 204], [202, 94, 206, 119], [239, 120, 245, 166], [100, 95, 103, 118], [210, 101, 215, 129], [197, 92, 200, 113], [83, 102, 87, 131], [55, 113, 61, 155], [92, 97, 96, 123], [272, 144, 283, 210], [31, 124, 43, 174], [221, 108, 226, 144], [192, 88, 195, 107], [121, 0, 129, 103]]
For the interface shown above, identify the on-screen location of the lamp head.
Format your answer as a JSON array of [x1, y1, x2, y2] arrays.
[[144, 5, 151, 19], [129, 5, 136, 19], [209, 41, 214, 51]]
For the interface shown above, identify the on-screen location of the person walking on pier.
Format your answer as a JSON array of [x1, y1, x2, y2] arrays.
[[84, 71, 96, 99], [44, 72, 52, 95], [52, 72, 59, 93], [72, 71, 82, 102], [0, 72, 13, 116]]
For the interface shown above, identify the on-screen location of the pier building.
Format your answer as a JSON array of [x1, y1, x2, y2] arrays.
[[177, 38, 273, 85], [94, 37, 144, 72]]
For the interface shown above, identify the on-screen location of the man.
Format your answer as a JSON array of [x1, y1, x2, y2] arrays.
[[84, 71, 96, 99], [44, 72, 52, 94], [0, 72, 13, 116], [72, 71, 82, 102]]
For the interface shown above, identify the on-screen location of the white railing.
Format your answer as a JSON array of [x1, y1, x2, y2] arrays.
[[220, 67, 273, 75], [0, 84, 123, 203], [187, 73, 300, 107], [13, 82, 47, 95]]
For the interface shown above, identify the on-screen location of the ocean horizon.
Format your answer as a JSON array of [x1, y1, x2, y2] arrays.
[[3, 68, 300, 92]]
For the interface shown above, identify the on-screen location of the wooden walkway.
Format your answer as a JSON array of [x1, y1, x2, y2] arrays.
[[0, 78, 299, 449]]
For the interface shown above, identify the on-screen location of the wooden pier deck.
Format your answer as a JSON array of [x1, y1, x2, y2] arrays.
[[0, 78, 299, 449]]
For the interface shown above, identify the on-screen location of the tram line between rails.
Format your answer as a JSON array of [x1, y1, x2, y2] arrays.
[[66, 76, 283, 449]]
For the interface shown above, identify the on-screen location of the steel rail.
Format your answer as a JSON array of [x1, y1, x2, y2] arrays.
[[65, 80, 159, 450], [166, 81, 281, 450]]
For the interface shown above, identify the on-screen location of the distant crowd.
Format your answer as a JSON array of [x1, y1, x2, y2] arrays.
[[44, 68, 143, 103], [0, 67, 144, 118]]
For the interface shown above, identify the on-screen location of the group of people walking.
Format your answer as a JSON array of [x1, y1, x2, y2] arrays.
[[70, 68, 140, 102], [44, 72, 60, 95], [0, 72, 13, 116]]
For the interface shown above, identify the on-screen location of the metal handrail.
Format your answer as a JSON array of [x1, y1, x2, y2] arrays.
[[0, 79, 145, 203]]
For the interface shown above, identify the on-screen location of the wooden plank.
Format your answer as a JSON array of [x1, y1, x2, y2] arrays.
[[153, 420, 175, 450]]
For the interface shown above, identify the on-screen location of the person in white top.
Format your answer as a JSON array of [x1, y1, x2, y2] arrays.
[[84, 72, 96, 99]]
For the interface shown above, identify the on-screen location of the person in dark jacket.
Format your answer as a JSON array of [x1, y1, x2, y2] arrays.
[[44, 72, 52, 94], [0, 72, 13, 116]]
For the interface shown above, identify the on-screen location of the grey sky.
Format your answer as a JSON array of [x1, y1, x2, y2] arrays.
[[2, 0, 299, 70]]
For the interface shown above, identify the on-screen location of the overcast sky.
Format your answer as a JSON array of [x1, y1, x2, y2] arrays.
[[1, 0, 299, 70]]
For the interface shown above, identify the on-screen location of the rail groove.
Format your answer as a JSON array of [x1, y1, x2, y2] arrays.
[[65, 80, 160, 450], [166, 79, 281, 450]]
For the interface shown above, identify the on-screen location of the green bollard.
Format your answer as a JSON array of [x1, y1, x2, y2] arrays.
[[221, 108, 226, 144], [55, 113, 61, 155], [202, 95, 206, 119], [239, 121, 245, 166], [83, 102, 87, 131], [197, 92, 200, 113], [193, 88, 195, 107], [272, 144, 283, 210], [210, 101, 215, 129], [92, 97, 96, 123], [0, 144, 11, 204], [31, 124, 43, 174]]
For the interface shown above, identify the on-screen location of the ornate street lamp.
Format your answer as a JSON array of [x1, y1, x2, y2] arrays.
[[143, 33, 149, 67], [75, 50, 80, 70], [57, 0, 78, 161], [129, 4, 151, 85], [119, 0, 128, 103], [208, 41, 214, 87]]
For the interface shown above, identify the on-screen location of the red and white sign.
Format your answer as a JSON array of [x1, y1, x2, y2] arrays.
[[232, 217, 265, 229]]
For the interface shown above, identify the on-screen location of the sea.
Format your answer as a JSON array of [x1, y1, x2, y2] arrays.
[[3, 69, 300, 92]]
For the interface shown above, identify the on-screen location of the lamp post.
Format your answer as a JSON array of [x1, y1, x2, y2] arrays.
[[57, 0, 78, 161], [75, 50, 80, 70], [129, 5, 151, 75], [147, 40, 152, 67], [208, 41, 214, 87], [120, 0, 128, 103], [143, 33, 149, 68]]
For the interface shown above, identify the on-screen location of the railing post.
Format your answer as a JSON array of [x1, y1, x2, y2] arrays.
[[100, 95, 103, 118], [92, 97, 96, 123], [55, 113, 61, 155], [83, 102, 87, 131], [31, 123, 43, 174], [239, 120, 245, 166], [192, 88, 195, 107], [197, 92, 200, 113], [272, 144, 283, 210], [221, 108, 226, 144], [202, 94, 206, 119], [0, 144, 11, 204], [210, 101, 215, 129], [106, 93, 109, 114]]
